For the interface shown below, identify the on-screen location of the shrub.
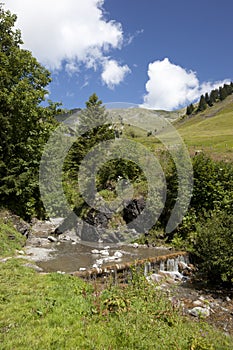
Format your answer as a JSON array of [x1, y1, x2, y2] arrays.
[[192, 210, 233, 285]]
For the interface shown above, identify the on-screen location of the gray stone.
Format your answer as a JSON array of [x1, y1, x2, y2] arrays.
[[48, 236, 57, 243], [23, 263, 43, 272], [189, 307, 210, 318], [31, 220, 56, 238], [149, 273, 164, 283], [193, 300, 203, 306]]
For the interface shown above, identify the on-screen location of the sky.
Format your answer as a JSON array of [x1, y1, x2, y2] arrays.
[[6, 0, 233, 110]]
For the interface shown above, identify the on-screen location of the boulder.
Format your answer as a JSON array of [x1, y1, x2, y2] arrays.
[[31, 220, 56, 238]]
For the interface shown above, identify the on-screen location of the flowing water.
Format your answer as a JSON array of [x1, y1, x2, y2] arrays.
[[36, 241, 170, 273]]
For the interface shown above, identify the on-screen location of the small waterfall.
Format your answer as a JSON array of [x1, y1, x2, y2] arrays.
[[160, 255, 189, 273], [72, 251, 190, 281], [159, 261, 165, 271]]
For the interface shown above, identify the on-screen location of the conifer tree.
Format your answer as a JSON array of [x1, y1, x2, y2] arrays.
[[197, 95, 207, 112], [219, 86, 227, 101], [186, 103, 194, 115]]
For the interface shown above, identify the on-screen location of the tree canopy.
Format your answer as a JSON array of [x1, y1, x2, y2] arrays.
[[0, 5, 57, 218]]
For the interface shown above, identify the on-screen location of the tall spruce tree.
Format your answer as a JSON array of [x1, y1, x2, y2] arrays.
[[219, 86, 227, 101], [197, 95, 207, 112], [186, 103, 194, 115]]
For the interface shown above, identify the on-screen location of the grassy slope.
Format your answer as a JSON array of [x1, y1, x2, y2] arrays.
[[0, 217, 232, 349], [119, 95, 233, 161], [0, 216, 26, 257], [1, 259, 233, 349], [176, 95, 233, 160]]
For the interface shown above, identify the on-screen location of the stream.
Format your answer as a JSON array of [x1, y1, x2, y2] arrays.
[[30, 241, 170, 273]]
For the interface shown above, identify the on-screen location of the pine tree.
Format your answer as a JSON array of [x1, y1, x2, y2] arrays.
[[186, 103, 194, 115], [204, 92, 210, 106], [64, 94, 114, 179], [219, 86, 227, 101], [197, 95, 207, 112], [209, 89, 218, 105]]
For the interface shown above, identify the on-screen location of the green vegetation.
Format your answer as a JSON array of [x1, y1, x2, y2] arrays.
[[1, 5, 233, 348], [0, 256, 232, 349], [0, 215, 26, 257], [186, 82, 233, 115], [192, 211, 233, 285], [0, 5, 60, 219], [177, 95, 233, 158]]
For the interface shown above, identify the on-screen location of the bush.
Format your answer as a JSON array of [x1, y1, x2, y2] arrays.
[[192, 210, 233, 285]]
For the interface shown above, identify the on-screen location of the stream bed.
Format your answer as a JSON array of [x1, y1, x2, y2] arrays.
[[32, 241, 170, 273]]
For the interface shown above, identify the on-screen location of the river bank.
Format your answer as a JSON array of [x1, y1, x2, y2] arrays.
[[1, 214, 233, 339]]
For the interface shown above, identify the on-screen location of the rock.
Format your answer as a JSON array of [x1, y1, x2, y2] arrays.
[[178, 261, 189, 272], [23, 263, 43, 272], [159, 270, 183, 281], [123, 197, 145, 223], [79, 267, 86, 271], [0, 257, 12, 263], [148, 273, 164, 283], [26, 237, 51, 248], [31, 220, 56, 238], [189, 307, 210, 318], [100, 250, 109, 256], [16, 250, 25, 255], [96, 259, 104, 266], [114, 251, 123, 258], [47, 236, 57, 243], [12, 215, 30, 236], [49, 217, 65, 227], [91, 249, 100, 254], [226, 296, 231, 302], [193, 300, 203, 306], [25, 247, 55, 261], [132, 243, 139, 248], [187, 263, 196, 272]]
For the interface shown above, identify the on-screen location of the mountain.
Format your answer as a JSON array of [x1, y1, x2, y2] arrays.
[[176, 94, 233, 160], [54, 95, 232, 161]]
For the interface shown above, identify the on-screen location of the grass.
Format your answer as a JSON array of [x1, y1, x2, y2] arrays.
[[1, 259, 233, 349], [1, 219, 233, 349], [120, 95, 233, 161], [0, 217, 26, 257], [176, 95, 233, 159]]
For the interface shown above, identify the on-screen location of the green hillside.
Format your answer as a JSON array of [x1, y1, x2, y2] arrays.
[[176, 95, 233, 160]]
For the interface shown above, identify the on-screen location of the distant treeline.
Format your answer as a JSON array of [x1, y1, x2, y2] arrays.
[[186, 82, 233, 115]]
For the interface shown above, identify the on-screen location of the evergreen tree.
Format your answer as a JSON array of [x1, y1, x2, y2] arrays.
[[186, 103, 194, 115], [197, 95, 207, 112], [64, 94, 113, 177], [209, 89, 218, 105], [223, 83, 233, 96], [204, 92, 210, 105], [219, 86, 227, 101]]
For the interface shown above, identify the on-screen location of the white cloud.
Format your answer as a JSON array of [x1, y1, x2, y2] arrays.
[[101, 60, 131, 89], [142, 58, 230, 110], [6, 0, 129, 87]]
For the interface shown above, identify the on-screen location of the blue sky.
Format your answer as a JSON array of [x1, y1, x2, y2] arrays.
[[6, 0, 233, 110]]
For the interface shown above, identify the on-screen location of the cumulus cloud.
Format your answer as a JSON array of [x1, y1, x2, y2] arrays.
[[142, 58, 230, 110], [101, 60, 131, 89], [6, 0, 129, 87]]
